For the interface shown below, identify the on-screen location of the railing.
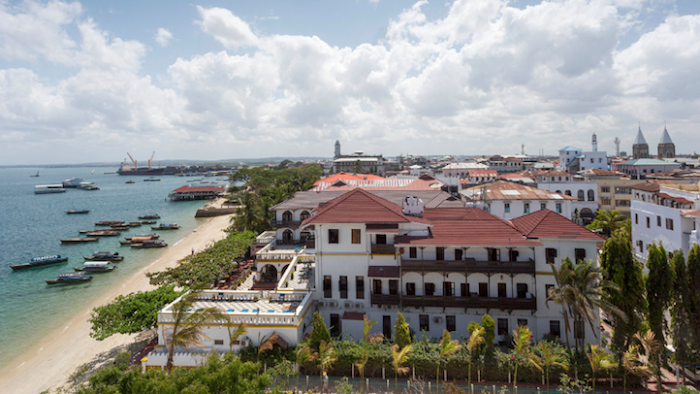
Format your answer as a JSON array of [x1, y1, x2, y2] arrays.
[[277, 256, 299, 289], [304, 239, 315, 249], [370, 293, 399, 305], [371, 244, 396, 254], [401, 259, 535, 274], [275, 220, 301, 229], [402, 295, 536, 310], [256, 231, 276, 244]]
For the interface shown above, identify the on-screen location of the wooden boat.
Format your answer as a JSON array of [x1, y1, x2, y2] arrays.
[[140, 220, 157, 224], [78, 230, 93, 234], [83, 252, 123, 261], [66, 209, 90, 214], [61, 238, 99, 243], [125, 233, 159, 240], [110, 226, 130, 231], [46, 272, 93, 285], [11, 255, 68, 270], [95, 221, 125, 226], [131, 240, 168, 248], [86, 230, 121, 237], [119, 240, 132, 245], [127, 222, 142, 227], [74, 261, 116, 273], [143, 177, 160, 182], [138, 214, 160, 219], [151, 223, 180, 230]]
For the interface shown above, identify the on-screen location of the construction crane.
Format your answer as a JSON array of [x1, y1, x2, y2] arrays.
[[148, 151, 155, 170], [127, 152, 138, 170]]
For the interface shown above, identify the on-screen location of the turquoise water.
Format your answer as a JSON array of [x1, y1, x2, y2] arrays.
[[0, 168, 221, 368]]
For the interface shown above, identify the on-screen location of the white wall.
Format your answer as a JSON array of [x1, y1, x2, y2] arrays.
[[631, 200, 689, 262], [487, 199, 571, 221]]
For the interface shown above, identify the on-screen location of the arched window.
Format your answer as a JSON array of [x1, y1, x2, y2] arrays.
[[555, 190, 562, 194], [577, 190, 585, 201], [587, 189, 595, 201], [565, 190, 572, 196], [300, 210, 311, 221], [282, 229, 294, 243], [282, 211, 293, 223]]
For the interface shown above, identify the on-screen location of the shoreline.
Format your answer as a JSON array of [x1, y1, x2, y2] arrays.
[[0, 213, 234, 394]]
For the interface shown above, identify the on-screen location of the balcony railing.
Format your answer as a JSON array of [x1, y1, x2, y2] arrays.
[[401, 259, 535, 274], [371, 244, 396, 255], [275, 220, 302, 229], [402, 295, 536, 310], [370, 293, 399, 306]]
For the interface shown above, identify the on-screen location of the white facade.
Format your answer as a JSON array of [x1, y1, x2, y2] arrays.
[[441, 162, 488, 178], [475, 199, 572, 221], [577, 151, 608, 172], [535, 175, 598, 223]]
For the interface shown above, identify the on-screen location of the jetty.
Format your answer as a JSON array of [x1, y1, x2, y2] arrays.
[[194, 198, 240, 218]]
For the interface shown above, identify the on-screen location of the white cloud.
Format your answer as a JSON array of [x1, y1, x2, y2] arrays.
[[155, 27, 173, 47], [196, 6, 258, 50]]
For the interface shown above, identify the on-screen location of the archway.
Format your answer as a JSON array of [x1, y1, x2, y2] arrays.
[[587, 189, 595, 201], [577, 190, 585, 201], [282, 211, 293, 222], [261, 264, 278, 282], [300, 210, 311, 221], [282, 229, 294, 243], [565, 190, 572, 196], [580, 208, 595, 225]]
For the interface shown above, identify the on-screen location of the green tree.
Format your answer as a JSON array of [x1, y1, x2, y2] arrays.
[[227, 323, 247, 353], [390, 343, 412, 393], [511, 325, 542, 393], [88, 285, 184, 340], [394, 312, 411, 350], [587, 344, 618, 393], [599, 230, 646, 354], [466, 326, 485, 394], [622, 344, 652, 393], [646, 243, 675, 353], [357, 316, 383, 394], [670, 250, 695, 367], [308, 311, 332, 352], [317, 340, 338, 388], [481, 314, 496, 357], [687, 244, 700, 361], [635, 330, 664, 393], [436, 329, 462, 392], [537, 341, 569, 394], [587, 209, 630, 237]]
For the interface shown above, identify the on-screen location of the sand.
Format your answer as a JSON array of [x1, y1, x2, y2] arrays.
[[0, 213, 234, 394]]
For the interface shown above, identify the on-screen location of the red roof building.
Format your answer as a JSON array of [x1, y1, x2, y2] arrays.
[[168, 185, 226, 201]]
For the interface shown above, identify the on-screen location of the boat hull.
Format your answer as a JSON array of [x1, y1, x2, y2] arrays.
[[10, 257, 69, 270], [61, 238, 99, 243], [66, 210, 90, 214], [46, 277, 93, 285], [74, 267, 116, 273], [83, 256, 123, 261]]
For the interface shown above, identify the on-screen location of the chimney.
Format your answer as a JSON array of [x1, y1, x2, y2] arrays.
[[402, 196, 424, 217]]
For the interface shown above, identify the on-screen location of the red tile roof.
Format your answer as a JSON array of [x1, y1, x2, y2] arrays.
[[461, 180, 577, 201], [468, 170, 498, 177], [314, 172, 385, 186], [510, 210, 603, 241], [302, 188, 424, 225], [682, 209, 700, 218]]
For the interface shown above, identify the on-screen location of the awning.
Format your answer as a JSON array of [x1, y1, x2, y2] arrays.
[[368, 265, 400, 278]]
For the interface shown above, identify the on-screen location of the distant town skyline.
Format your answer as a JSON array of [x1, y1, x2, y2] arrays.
[[1, 0, 700, 165]]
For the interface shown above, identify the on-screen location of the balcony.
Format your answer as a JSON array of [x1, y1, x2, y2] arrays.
[[402, 295, 536, 310], [371, 244, 396, 255], [274, 220, 301, 229], [304, 239, 315, 249], [401, 259, 535, 275], [370, 293, 399, 306]]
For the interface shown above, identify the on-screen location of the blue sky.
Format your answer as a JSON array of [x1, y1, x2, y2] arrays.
[[1, 0, 700, 164]]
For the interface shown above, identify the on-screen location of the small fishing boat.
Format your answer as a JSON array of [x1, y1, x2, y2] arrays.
[[46, 272, 93, 285], [35, 185, 66, 194], [138, 214, 160, 219], [61, 238, 99, 243], [30, 170, 40, 178], [86, 230, 120, 237], [131, 240, 168, 248], [74, 261, 116, 273], [11, 255, 68, 270], [126, 180, 135, 184], [140, 220, 157, 224], [95, 221, 125, 226], [109, 225, 130, 231], [119, 240, 132, 246], [143, 177, 160, 182], [151, 223, 180, 230], [125, 233, 159, 240], [66, 209, 90, 214], [83, 252, 123, 261], [127, 222, 142, 227]]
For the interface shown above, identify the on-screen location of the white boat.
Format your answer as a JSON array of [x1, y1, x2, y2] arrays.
[[35, 185, 66, 194], [62, 178, 84, 188], [77, 181, 100, 190]]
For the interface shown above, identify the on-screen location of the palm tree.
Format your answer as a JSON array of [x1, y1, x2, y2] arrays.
[[466, 327, 485, 394], [227, 323, 247, 353], [546, 257, 576, 349], [511, 325, 542, 393], [436, 329, 462, 392], [317, 340, 338, 389], [622, 344, 652, 393], [165, 291, 223, 372], [537, 341, 569, 394], [391, 344, 412, 393], [587, 209, 629, 237], [357, 316, 383, 394], [258, 332, 280, 368], [635, 330, 664, 393], [588, 344, 618, 392]]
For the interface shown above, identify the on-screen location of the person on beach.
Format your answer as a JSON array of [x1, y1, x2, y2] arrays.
[[322, 370, 329, 393], [191, 248, 194, 255]]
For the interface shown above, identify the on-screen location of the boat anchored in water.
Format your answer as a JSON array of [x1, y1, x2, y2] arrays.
[[75, 261, 116, 273], [138, 214, 160, 219], [86, 230, 121, 237], [95, 221, 125, 226], [46, 272, 93, 285], [126, 233, 159, 240], [61, 238, 99, 243], [83, 252, 123, 261], [143, 177, 160, 182], [62, 178, 83, 188], [131, 240, 168, 248], [30, 170, 40, 178], [35, 185, 66, 194], [66, 209, 90, 214], [11, 255, 68, 270], [77, 181, 100, 190], [151, 223, 180, 230], [126, 180, 135, 184]]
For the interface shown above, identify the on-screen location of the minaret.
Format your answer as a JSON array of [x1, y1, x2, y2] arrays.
[[592, 133, 598, 152], [334, 140, 341, 158], [632, 124, 649, 159], [658, 124, 675, 159], [614, 137, 620, 157]]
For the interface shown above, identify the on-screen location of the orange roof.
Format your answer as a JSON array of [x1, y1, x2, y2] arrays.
[[314, 172, 385, 186], [511, 210, 603, 241]]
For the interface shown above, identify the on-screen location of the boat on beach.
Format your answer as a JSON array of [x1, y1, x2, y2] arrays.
[[61, 238, 99, 243], [74, 261, 116, 273], [152, 223, 180, 230], [131, 240, 168, 248], [11, 255, 68, 270], [66, 209, 90, 214], [95, 221, 125, 226], [83, 252, 123, 261], [35, 185, 66, 194], [138, 214, 160, 219], [46, 272, 93, 285]]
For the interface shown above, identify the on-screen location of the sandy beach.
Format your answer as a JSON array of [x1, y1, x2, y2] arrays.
[[0, 213, 234, 394]]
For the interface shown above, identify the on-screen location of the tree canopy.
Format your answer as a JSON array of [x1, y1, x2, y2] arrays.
[[645, 243, 675, 349]]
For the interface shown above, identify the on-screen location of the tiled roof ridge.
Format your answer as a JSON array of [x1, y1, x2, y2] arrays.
[[302, 188, 412, 225], [510, 209, 551, 237]]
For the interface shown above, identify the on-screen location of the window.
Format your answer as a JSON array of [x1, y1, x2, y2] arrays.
[[373, 279, 382, 295], [383, 316, 392, 339], [577, 190, 585, 201], [545, 284, 554, 298], [214, 339, 224, 345], [425, 283, 436, 296], [436, 247, 445, 261], [300, 211, 311, 221], [497, 318, 509, 335], [488, 248, 500, 262], [376, 234, 387, 244], [461, 283, 470, 297], [478, 282, 488, 297], [601, 197, 611, 205], [601, 186, 610, 193], [575, 248, 586, 262], [590, 158, 594, 163], [657, 216, 661, 227], [546, 248, 558, 264], [497, 283, 507, 298], [406, 282, 416, 296], [666, 218, 674, 230], [389, 280, 398, 295], [419, 315, 430, 331], [638, 240, 644, 253], [556, 203, 562, 214], [323, 276, 332, 298], [588, 190, 595, 201], [635, 214, 638, 224], [540, 203, 547, 210], [518, 318, 528, 328], [409, 247, 417, 258], [509, 249, 519, 262], [646, 217, 650, 228], [504, 203, 511, 213], [565, 190, 572, 196], [356, 276, 365, 299], [443, 281, 455, 297], [351, 229, 361, 244], [446, 315, 456, 332], [455, 249, 463, 261], [550, 320, 561, 337], [615, 200, 631, 207], [524, 203, 530, 214], [339, 276, 348, 299], [516, 283, 528, 299], [330, 314, 341, 338], [328, 229, 339, 244], [615, 186, 631, 194]]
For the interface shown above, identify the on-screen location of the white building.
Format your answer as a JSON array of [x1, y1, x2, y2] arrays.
[[532, 171, 599, 224], [460, 180, 577, 221], [630, 182, 700, 262], [441, 162, 489, 178], [558, 136, 608, 173]]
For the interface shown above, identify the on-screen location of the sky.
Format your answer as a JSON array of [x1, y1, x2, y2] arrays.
[[1, 0, 700, 165]]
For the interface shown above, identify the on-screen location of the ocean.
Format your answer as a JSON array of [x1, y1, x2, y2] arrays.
[[0, 168, 225, 368]]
